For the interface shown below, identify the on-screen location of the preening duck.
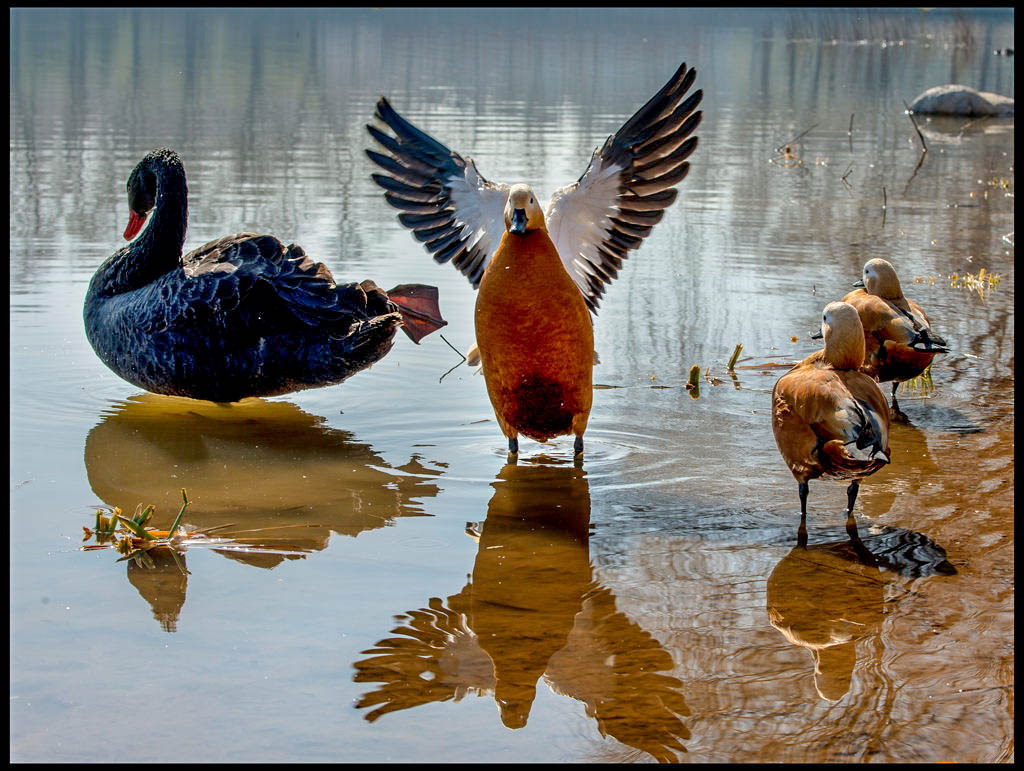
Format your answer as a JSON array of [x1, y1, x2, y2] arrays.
[[84, 148, 446, 403], [840, 258, 948, 421], [772, 302, 891, 546], [365, 62, 702, 456]]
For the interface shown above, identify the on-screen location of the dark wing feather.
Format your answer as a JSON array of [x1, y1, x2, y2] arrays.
[[175, 234, 391, 334], [365, 99, 509, 288], [546, 62, 702, 312]]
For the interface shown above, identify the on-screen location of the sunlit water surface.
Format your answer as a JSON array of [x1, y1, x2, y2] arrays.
[[10, 8, 1013, 763]]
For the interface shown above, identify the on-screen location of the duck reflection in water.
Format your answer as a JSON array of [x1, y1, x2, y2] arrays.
[[354, 461, 691, 762], [767, 526, 956, 701], [85, 394, 442, 630]]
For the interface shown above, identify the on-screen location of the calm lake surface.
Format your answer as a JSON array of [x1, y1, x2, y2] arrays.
[[10, 8, 1013, 763]]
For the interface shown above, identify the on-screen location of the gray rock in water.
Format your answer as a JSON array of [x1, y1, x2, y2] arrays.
[[909, 84, 1014, 117]]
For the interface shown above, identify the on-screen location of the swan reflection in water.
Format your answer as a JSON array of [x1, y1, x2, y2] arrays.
[[353, 461, 690, 762], [767, 526, 956, 701], [85, 394, 443, 630]]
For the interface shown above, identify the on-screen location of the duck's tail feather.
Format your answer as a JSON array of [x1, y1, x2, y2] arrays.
[[909, 327, 949, 353], [822, 439, 889, 474]]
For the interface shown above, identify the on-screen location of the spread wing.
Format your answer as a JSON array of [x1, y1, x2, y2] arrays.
[[545, 62, 702, 312], [366, 98, 510, 288]]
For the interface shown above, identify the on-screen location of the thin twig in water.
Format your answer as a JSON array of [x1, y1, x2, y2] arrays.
[[904, 150, 928, 195], [902, 100, 927, 153], [775, 122, 820, 154], [841, 162, 854, 190], [437, 333, 469, 382], [881, 185, 887, 229], [848, 112, 854, 152], [439, 333, 466, 363], [901, 101, 928, 195]]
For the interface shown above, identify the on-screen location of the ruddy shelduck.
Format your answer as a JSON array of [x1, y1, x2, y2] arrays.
[[365, 62, 702, 456], [840, 258, 948, 420], [773, 302, 891, 545]]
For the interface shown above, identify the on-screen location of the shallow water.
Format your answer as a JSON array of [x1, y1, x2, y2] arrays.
[[10, 8, 1014, 763]]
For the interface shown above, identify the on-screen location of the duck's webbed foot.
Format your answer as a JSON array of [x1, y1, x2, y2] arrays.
[[890, 383, 910, 424]]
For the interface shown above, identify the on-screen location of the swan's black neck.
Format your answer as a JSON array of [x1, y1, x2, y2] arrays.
[[91, 148, 189, 297]]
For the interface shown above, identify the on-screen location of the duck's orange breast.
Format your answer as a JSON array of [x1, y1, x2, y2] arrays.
[[475, 229, 593, 442]]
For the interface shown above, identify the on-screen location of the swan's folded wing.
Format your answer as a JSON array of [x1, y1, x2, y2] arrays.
[[545, 62, 702, 312], [179, 234, 384, 332], [366, 98, 510, 288]]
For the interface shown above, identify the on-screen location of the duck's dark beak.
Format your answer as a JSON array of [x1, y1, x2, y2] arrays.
[[124, 210, 148, 241], [809, 330, 823, 340], [508, 208, 528, 235], [853, 279, 865, 287]]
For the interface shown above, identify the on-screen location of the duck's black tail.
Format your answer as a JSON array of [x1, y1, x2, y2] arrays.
[[909, 327, 949, 353]]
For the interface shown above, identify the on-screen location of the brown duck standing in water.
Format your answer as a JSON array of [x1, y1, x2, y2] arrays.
[[840, 258, 949, 421], [773, 301, 891, 546], [84, 148, 446, 402]]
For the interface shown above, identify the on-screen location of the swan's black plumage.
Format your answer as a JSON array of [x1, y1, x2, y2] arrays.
[[85, 148, 442, 402]]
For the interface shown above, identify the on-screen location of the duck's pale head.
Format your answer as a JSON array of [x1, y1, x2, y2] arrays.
[[504, 184, 546, 235], [855, 258, 902, 300], [821, 301, 866, 370]]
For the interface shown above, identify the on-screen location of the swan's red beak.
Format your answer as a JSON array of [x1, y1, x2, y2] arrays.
[[123, 210, 148, 241]]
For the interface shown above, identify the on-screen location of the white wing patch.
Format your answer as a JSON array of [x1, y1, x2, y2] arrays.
[[546, 156, 627, 301], [447, 160, 509, 266], [366, 100, 510, 288]]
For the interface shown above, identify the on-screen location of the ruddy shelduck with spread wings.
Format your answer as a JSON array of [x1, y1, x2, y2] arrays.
[[366, 62, 702, 457]]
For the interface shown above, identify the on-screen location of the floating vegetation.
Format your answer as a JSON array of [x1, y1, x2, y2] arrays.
[[770, 144, 804, 169], [82, 488, 318, 567], [981, 176, 1013, 196], [913, 270, 1002, 300], [949, 269, 1002, 300], [82, 490, 193, 571], [727, 344, 743, 372], [685, 365, 701, 399], [899, 363, 935, 399], [703, 366, 723, 387]]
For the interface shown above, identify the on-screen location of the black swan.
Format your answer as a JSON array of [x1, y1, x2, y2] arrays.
[[84, 148, 446, 402]]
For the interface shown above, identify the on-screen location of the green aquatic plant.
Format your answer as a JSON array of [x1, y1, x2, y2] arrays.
[[899, 363, 935, 399], [83, 490, 192, 569], [727, 344, 743, 372], [82, 488, 320, 568]]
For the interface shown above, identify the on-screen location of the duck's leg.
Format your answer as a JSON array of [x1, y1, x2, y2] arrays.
[[844, 480, 862, 541], [507, 435, 518, 457], [797, 481, 809, 548], [573, 434, 584, 457], [890, 382, 909, 423], [844, 480, 878, 563]]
